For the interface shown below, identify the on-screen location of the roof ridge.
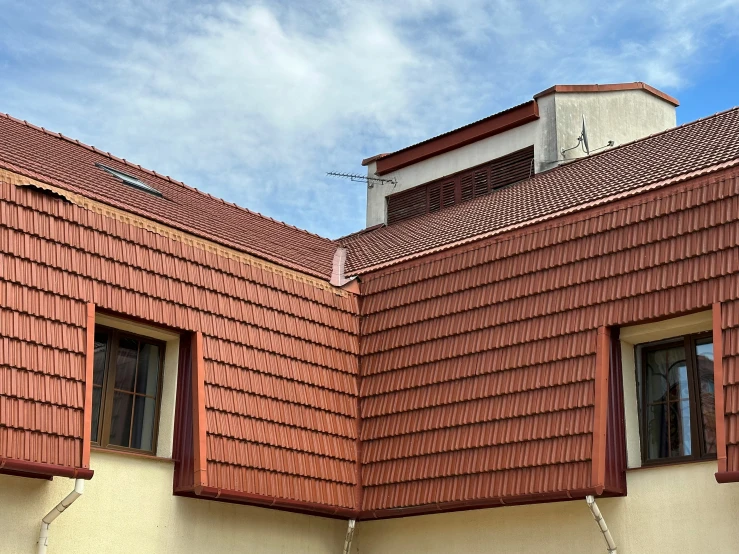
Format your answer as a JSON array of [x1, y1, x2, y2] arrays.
[[0, 112, 335, 244]]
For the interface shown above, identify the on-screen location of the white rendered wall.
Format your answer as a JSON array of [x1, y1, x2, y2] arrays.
[[553, 89, 677, 167]]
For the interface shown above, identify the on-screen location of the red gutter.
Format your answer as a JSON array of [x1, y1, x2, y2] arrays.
[[176, 485, 360, 520], [373, 101, 539, 175], [176, 484, 615, 520], [0, 458, 94, 480], [357, 487, 609, 520], [715, 471, 739, 484]]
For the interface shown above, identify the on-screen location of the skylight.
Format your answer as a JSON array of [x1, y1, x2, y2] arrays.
[[96, 163, 163, 197]]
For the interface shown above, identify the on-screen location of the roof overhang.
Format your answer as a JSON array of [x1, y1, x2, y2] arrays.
[[534, 82, 679, 106], [370, 100, 540, 175]]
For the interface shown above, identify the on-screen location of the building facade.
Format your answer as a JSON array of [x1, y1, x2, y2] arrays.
[[2, 84, 739, 553]]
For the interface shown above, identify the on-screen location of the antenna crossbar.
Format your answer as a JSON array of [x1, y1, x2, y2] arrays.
[[327, 172, 397, 188]]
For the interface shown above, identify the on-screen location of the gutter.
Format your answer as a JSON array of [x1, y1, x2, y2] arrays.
[[178, 485, 617, 521], [715, 471, 739, 484], [0, 459, 93, 480], [177, 485, 360, 520], [357, 487, 607, 520], [37, 479, 85, 554]]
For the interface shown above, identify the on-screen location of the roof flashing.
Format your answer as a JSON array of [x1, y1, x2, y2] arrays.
[[533, 82, 679, 106], [96, 163, 163, 197]]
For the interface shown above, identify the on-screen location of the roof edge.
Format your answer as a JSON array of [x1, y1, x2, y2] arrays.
[[1, 165, 346, 290], [533, 82, 679, 107], [372, 100, 540, 176], [361, 153, 390, 167]]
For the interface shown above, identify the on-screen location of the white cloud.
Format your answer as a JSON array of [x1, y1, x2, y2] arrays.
[[0, 0, 738, 237]]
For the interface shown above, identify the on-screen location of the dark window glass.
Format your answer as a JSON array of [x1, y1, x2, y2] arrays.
[[639, 333, 716, 465], [91, 330, 109, 443], [91, 326, 165, 454]]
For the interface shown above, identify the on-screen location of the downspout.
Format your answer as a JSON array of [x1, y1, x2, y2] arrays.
[[37, 479, 85, 554], [342, 519, 356, 554], [585, 495, 616, 553]]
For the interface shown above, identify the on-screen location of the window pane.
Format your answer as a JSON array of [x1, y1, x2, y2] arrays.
[[696, 341, 716, 454], [115, 338, 139, 392], [136, 343, 161, 396], [91, 386, 102, 443], [108, 391, 134, 447], [132, 396, 157, 451], [93, 330, 109, 386], [644, 344, 690, 461], [645, 350, 669, 403], [666, 346, 688, 401], [646, 403, 669, 460], [670, 400, 692, 457]]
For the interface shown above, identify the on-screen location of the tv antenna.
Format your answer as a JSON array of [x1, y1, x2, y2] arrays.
[[560, 115, 616, 159], [326, 172, 398, 189]]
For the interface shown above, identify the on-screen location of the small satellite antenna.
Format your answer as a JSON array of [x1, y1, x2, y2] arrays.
[[560, 114, 614, 158], [326, 172, 398, 189], [581, 115, 590, 156]]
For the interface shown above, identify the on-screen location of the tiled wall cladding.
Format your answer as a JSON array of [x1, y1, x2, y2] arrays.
[[359, 168, 739, 511], [0, 181, 359, 508], [5, 166, 739, 515]]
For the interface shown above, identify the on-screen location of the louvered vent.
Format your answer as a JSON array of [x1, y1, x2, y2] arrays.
[[387, 146, 534, 225]]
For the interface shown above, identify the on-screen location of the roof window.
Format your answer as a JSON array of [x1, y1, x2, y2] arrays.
[[96, 163, 163, 197]]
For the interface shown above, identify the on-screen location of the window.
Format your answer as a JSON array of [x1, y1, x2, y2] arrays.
[[92, 326, 165, 454], [95, 163, 163, 197], [638, 332, 716, 465]]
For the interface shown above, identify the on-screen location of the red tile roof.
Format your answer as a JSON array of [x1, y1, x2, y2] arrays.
[[341, 106, 739, 274], [0, 113, 337, 279]]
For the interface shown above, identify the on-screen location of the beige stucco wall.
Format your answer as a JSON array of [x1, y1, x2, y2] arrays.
[[554, 89, 677, 167], [352, 461, 739, 553], [0, 450, 347, 554]]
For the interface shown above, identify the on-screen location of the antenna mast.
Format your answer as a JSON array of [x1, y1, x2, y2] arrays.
[[326, 172, 398, 189]]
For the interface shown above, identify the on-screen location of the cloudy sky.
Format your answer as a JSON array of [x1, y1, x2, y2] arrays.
[[1, 1, 738, 238]]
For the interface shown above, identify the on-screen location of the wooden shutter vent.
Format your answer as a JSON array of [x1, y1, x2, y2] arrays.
[[387, 145, 534, 224]]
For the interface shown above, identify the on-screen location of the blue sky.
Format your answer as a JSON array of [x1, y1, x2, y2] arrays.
[[1, 1, 738, 238]]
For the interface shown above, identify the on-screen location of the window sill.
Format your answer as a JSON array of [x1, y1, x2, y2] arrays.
[[91, 446, 173, 464], [627, 457, 717, 472]]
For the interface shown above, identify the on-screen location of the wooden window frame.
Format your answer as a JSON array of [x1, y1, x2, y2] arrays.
[[92, 325, 166, 456], [638, 332, 716, 467]]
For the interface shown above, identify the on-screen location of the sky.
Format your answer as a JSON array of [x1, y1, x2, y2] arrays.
[[1, 1, 738, 239]]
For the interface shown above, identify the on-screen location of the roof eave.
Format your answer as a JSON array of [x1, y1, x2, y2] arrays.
[[373, 100, 540, 176]]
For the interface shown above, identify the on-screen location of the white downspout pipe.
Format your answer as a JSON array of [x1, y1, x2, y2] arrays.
[[342, 519, 356, 554], [37, 479, 85, 554], [586, 495, 617, 553]]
